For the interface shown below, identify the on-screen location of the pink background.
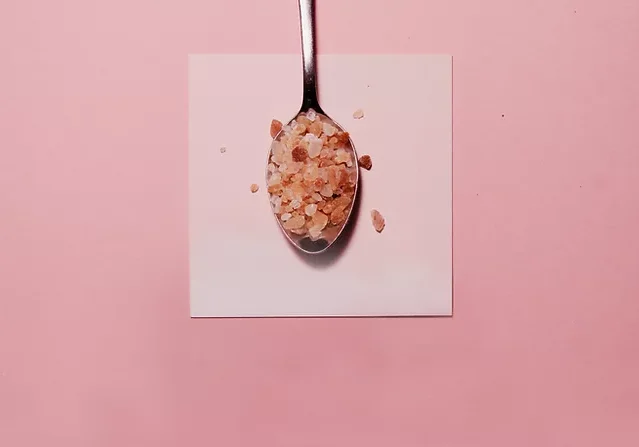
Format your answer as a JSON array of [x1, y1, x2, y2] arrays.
[[1, 0, 638, 445]]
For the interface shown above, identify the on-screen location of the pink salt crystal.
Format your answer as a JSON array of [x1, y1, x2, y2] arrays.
[[307, 136, 323, 158], [305, 203, 318, 216], [322, 123, 336, 136], [283, 215, 306, 230], [371, 209, 385, 233], [313, 211, 329, 230], [306, 109, 317, 121], [308, 226, 323, 240], [320, 184, 333, 197]]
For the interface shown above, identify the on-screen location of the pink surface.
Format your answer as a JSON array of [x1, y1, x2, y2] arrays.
[[1, 0, 638, 445]]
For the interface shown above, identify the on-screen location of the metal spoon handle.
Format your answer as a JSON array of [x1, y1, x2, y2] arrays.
[[298, 0, 321, 112]]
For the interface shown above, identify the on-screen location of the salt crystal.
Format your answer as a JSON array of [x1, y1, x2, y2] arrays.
[[305, 203, 318, 216], [353, 109, 364, 119], [292, 146, 308, 162], [330, 208, 346, 225], [322, 123, 336, 136], [320, 184, 333, 197], [281, 213, 292, 222], [308, 226, 322, 240], [312, 211, 329, 230], [307, 109, 317, 121], [283, 215, 306, 230], [268, 172, 282, 186], [307, 136, 323, 158], [270, 119, 283, 138], [358, 155, 372, 170], [309, 121, 322, 137], [371, 209, 385, 233]]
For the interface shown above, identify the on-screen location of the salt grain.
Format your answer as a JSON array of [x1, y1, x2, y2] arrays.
[[305, 203, 318, 216], [358, 154, 372, 170], [371, 209, 385, 232], [353, 109, 364, 119]]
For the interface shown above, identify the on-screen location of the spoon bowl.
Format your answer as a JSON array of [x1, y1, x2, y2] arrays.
[[265, 0, 359, 254], [266, 110, 359, 254]]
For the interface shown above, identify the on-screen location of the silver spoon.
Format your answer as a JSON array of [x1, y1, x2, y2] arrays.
[[265, 0, 359, 254]]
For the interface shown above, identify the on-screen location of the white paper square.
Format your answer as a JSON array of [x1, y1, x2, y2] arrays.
[[189, 54, 452, 317]]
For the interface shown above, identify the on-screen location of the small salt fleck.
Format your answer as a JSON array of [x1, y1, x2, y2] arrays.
[[353, 109, 364, 119], [358, 155, 372, 170], [250, 184, 259, 193], [220, 147, 227, 153]]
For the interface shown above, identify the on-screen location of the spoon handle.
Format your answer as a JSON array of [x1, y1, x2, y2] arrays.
[[298, 0, 321, 112]]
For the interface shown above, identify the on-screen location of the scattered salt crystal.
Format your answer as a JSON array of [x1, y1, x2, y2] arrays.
[[371, 209, 385, 232], [353, 109, 364, 119], [358, 155, 372, 170], [250, 184, 259, 193], [220, 146, 227, 153]]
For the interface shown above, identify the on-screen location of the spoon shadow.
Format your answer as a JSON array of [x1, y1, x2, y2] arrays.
[[286, 175, 364, 269]]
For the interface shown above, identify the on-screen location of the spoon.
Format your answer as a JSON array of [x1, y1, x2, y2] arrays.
[[265, 0, 359, 255]]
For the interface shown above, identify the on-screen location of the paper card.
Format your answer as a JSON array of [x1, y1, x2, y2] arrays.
[[189, 54, 452, 317]]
